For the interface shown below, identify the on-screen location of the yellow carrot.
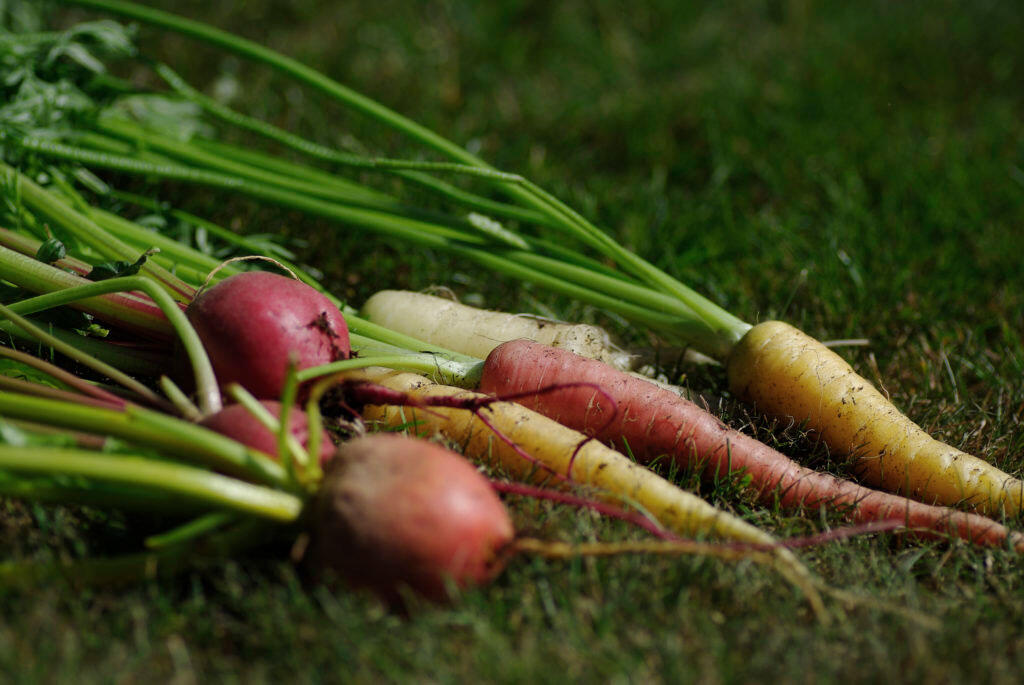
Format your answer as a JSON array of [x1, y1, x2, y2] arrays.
[[727, 321, 1024, 517]]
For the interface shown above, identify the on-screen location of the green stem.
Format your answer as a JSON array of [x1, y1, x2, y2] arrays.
[[0, 519, 270, 589], [226, 383, 311, 486], [153, 61, 552, 227], [0, 301, 168, 408], [2, 161, 194, 301], [60, 0, 753, 355], [144, 511, 237, 549], [0, 243, 172, 340], [9, 276, 222, 414], [0, 345, 126, 407], [0, 446, 303, 521], [0, 390, 287, 488]]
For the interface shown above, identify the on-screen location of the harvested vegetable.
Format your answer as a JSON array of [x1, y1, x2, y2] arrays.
[[480, 339, 1024, 549], [47, 0, 1017, 516], [346, 366, 824, 612], [362, 289, 633, 370], [186, 271, 350, 399], [727, 321, 1024, 516], [307, 433, 514, 601], [346, 367, 773, 546], [199, 400, 335, 466]]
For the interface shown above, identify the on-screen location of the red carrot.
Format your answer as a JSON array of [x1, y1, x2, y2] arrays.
[[479, 339, 1024, 551]]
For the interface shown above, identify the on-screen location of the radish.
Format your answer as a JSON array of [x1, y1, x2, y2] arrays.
[[306, 433, 514, 601], [199, 400, 335, 465], [186, 271, 350, 399]]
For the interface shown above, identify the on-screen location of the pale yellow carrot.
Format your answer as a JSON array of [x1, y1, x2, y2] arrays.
[[727, 321, 1024, 517]]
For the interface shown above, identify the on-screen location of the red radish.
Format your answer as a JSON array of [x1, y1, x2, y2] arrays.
[[186, 271, 350, 399], [480, 339, 1024, 551], [199, 400, 335, 465], [307, 434, 514, 602]]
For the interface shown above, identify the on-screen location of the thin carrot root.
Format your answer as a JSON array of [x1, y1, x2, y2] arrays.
[[727, 321, 1024, 517], [344, 366, 827, 621]]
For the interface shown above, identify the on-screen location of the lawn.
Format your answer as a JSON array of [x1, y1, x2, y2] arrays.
[[2, 0, 1024, 681]]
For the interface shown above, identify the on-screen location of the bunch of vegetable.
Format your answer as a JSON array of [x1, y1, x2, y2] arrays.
[[0, 0, 1019, 618], [11, 0, 1011, 522], [0, 147, 822, 604]]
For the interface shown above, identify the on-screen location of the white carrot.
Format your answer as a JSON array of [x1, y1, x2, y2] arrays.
[[361, 290, 634, 370]]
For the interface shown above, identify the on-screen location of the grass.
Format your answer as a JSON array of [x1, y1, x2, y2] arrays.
[[4, 0, 1024, 680]]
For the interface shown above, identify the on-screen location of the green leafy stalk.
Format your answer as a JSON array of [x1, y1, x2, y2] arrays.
[[0, 300, 168, 407], [2, 161, 194, 300], [8, 275, 222, 414], [57, 0, 752, 351], [0, 390, 288, 488], [0, 445, 303, 521]]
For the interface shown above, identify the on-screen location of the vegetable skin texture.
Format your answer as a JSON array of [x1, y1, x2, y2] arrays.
[[198, 401, 335, 465], [362, 290, 633, 370], [186, 272, 350, 399], [727, 321, 1024, 517], [307, 434, 513, 601], [348, 368, 779, 548], [481, 339, 1024, 550]]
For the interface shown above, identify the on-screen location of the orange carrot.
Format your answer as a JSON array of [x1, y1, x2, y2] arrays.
[[480, 339, 1023, 550]]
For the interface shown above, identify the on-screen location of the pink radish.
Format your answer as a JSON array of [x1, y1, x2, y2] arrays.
[[186, 271, 350, 399], [199, 400, 335, 465]]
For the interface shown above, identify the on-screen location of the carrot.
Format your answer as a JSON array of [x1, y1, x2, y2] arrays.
[[728, 322, 1024, 518], [480, 339, 1024, 550], [362, 289, 633, 370]]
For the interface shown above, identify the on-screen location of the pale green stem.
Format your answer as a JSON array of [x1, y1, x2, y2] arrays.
[[0, 446, 303, 521]]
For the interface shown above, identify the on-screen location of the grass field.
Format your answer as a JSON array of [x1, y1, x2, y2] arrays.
[[3, 0, 1024, 681]]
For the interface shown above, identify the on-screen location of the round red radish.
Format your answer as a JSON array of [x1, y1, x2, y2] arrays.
[[186, 272, 350, 399], [199, 401, 335, 466], [308, 434, 514, 602]]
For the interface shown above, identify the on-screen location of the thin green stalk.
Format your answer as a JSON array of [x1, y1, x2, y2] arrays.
[[0, 472, 197, 511], [153, 61, 552, 227], [0, 446, 303, 521], [226, 383, 311, 487], [2, 161, 194, 301], [18, 137, 491, 245], [9, 276, 222, 414], [0, 243, 171, 338], [144, 511, 237, 549], [108, 190, 318, 287], [294, 353, 484, 388], [159, 375, 201, 420], [0, 519, 269, 589], [0, 345, 126, 406], [0, 320, 167, 377], [0, 301, 168, 408], [0, 374, 122, 410], [345, 334, 482, 385], [0, 390, 288, 487], [97, 116, 399, 209]]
